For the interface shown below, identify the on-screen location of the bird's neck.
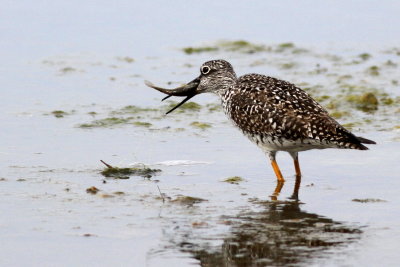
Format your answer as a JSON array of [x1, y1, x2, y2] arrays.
[[214, 77, 237, 98], [216, 82, 238, 117]]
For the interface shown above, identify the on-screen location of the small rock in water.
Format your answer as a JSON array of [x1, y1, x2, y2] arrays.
[[86, 186, 100, 194]]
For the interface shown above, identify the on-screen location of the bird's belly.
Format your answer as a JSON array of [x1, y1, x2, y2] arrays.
[[243, 131, 335, 153]]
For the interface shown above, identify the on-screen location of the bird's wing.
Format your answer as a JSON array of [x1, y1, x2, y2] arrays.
[[229, 74, 366, 148]]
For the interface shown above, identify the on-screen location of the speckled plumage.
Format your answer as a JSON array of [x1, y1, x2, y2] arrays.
[[201, 60, 373, 153], [148, 59, 375, 187], [222, 73, 367, 152]]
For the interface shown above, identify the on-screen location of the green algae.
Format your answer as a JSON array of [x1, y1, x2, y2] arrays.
[[352, 198, 387, 203], [358, 53, 371, 61], [385, 60, 397, 67], [78, 105, 160, 128], [367, 66, 380, 76], [79, 117, 132, 128], [223, 176, 244, 184], [275, 42, 296, 52], [342, 122, 356, 129], [315, 95, 331, 102], [51, 110, 69, 118], [182, 40, 269, 54], [381, 97, 394, 105], [60, 67, 76, 73], [116, 56, 134, 63], [177, 102, 201, 110], [330, 111, 349, 119], [171, 195, 206, 205], [292, 48, 309, 54], [101, 165, 161, 179], [165, 101, 202, 113], [218, 40, 268, 53], [190, 121, 212, 130], [181, 40, 309, 55], [111, 105, 157, 115], [278, 42, 295, 49], [183, 46, 218, 54], [338, 74, 353, 81], [346, 93, 379, 112], [206, 103, 222, 112], [133, 121, 152, 127], [280, 62, 297, 69]]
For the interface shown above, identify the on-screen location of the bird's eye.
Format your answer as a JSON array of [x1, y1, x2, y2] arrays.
[[201, 66, 210, 75]]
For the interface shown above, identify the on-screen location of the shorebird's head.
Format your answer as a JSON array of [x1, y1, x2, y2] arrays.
[[145, 59, 237, 114]]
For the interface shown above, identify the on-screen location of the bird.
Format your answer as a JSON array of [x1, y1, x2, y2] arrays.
[[145, 59, 376, 198]]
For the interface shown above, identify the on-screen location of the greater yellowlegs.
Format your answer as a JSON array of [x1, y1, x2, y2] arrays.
[[145, 59, 375, 198]]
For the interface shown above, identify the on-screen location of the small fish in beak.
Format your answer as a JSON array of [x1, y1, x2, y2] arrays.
[[145, 77, 200, 114]]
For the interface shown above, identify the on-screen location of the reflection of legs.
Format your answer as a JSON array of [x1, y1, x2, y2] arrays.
[[290, 174, 301, 200], [271, 181, 284, 201], [268, 151, 285, 200]]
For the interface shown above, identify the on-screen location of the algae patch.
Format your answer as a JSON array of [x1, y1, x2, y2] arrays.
[[223, 176, 245, 184], [346, 93, 379, 112], [51, 110, 69, 118], [218, 40, 268, 53], [59, 67, 77, 74], [352, 198, 387, 203], [171, 195, 206, 205], [366, 66, 380, 76], [183, 39, 302, 54], [275, 42, 295, 52], [116, 56, 135, 63], [280, 62, 297, 69], [165, 101, 202, 113], [329, 111, 349, 119], [110, 105, 157, 115], [206, 103, 222, 112], [183, 46, 218, 54], [78, 117, 132, 128], [100, 160, 161, 179], [358, 53, 372, 61], [133, 121, 152, 127], [182, 40, 269, 54], [190, 121, 212, 130]]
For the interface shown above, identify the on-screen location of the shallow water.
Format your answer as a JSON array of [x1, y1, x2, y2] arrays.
[[1, 1, 400, 266]]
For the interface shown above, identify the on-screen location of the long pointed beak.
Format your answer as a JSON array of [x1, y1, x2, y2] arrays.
[[145, 77, 200, 114]]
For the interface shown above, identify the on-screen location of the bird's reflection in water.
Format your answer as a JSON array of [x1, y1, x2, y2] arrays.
[[169, 200, 362, 266]]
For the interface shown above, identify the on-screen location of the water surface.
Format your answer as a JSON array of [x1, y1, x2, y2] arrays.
[[1, 1, 400, 266]]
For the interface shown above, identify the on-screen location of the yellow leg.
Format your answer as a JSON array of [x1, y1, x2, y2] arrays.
[[268, 152, 285, 200], [294, 158, 301, 177], [271, 160, 285, 182]]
